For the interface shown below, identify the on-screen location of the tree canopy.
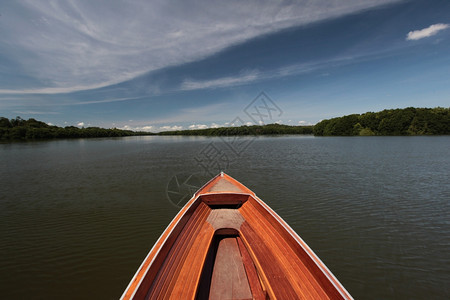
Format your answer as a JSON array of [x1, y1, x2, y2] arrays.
[[2, 107, 448, 141], [0, 117, 152, 141], [313, 107, 450, 136], [159, 123, 314, 136]]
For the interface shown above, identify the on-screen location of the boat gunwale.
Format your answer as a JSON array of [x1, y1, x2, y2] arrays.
[[120, 190, 203, 299], [121, 173, 352, 299], [248, 192, 353, 299], [213, 173, 352, 299]]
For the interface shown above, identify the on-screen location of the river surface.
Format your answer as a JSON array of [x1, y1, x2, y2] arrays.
[[1, 136, 449, 299]]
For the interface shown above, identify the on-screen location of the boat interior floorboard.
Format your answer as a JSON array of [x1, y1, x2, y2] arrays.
[[209, 237, 252, 300]]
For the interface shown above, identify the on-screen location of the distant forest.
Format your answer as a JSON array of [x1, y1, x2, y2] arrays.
[[1, 107, 449, 141], [160, 107, 449, 136], [0, 117, 152, 141], [159, 124, 314, 136], [314, 107, 450, 136]]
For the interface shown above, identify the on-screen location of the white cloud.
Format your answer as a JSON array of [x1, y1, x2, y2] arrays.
[[13, 110, 60, 115], [159, 125, 183, 131], [0, 83, 139, 95], [141, 126, 154, 131], [181, 70, 260, 90], [298, 120, 314, 125], [406, 23, 449, 41], [67, 97, 144, 105], [120, 125, 154, 132], [77, 122, 84, 127], [189, 124, 209, 130], [1, 0, 399, 94]]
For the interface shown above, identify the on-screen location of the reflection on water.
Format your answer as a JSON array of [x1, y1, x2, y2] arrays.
[[1, 136, 449, 299]]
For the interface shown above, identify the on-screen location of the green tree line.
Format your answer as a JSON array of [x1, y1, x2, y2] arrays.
[[2, 107, 448, 141], [0, 117, 152, 141], [158, 123, 314, 136], [314, 107, 450, 136]]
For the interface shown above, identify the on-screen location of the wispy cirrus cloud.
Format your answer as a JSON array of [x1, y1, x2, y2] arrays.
[[181, 70, 260, 90], [13, 111, 60, 115], [0, 82, 140, 95], [177, 50, 394, 91], [406, 23, 449, 40], [0, 0, 399, 95]]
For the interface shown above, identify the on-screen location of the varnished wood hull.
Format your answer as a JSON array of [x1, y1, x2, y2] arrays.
[[121, 173, 352, 299]]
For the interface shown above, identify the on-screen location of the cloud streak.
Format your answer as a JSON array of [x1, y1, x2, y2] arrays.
[[1, 0, 399, 95], [406, 23, 449, 40], [181, 70, 260, 90], [177, 51, 394, 91]]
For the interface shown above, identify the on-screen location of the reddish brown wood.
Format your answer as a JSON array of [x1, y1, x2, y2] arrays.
[[200, 193, 249, 206], [121, 173, 353, 300], [126, 199, 203, 299], [240, 221, 303, 299], [241, 197, 347, 299], [147, 202, 212, 299], [236, 237, 267, 300], [209, 237, 252, 300], [240, 203, 327, 299]]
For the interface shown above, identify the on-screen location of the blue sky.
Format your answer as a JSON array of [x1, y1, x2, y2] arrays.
[[1, 0, 449, 131]]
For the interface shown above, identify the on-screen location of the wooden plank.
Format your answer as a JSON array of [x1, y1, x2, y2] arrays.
[[147, 205, 203, 297], [162, 204, 211, 296], [236, 237, 266, 300], [209, 237, 252, 300], [240, 205, 324, 299], [147, 203, 211, 299], [121, 173, 352, 300], [200, 174, 255, 195], [200, 193, 249, 206], [240, 222, 300, 299], [246, 196, 350, 299], [195, 236, 220, 299], [206, 209, 245, 231], [208, 178, 246, 193], [241, 198, 345, 299], [124, 197, 204, 299], [169, 223, 215, 299]]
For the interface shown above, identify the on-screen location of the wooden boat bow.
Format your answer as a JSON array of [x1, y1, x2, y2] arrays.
[[121, 173, 353, 299]]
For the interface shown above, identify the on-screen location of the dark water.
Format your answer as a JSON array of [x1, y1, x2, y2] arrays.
[[1, 136, 449, 299]]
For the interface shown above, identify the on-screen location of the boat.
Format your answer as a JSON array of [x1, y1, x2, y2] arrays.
[[121, 172, 352, 299]]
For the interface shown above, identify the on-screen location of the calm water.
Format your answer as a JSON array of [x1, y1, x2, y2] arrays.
[[1, 136, 449, 299]]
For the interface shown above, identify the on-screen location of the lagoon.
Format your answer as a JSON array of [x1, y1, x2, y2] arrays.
[[1, 136, 449, 299]]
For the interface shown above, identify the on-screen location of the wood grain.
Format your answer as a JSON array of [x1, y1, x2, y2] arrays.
[[209, 237, 252, 300], [121, 173, 352, 300]]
